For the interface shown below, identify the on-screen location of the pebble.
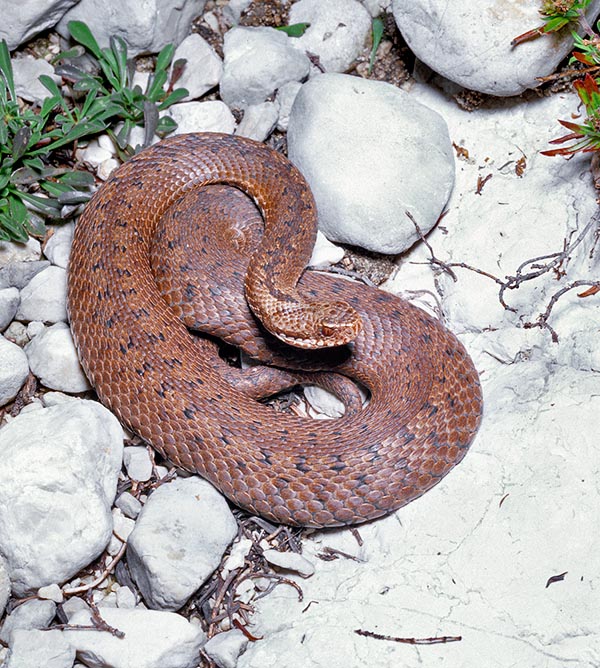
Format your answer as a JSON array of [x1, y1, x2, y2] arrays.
[[24, 322, 92, 393], [16, 265, 68, 323], [220, 26, 310, 109], [0, 401, 123, 596], [223, 538, 253, 573], [2, 321, 28, 347], [0, 599, 57, 644], [3, 629, 75, 668], [77, 140, 114, 170], [0, 335, 29, 408], [115, 491, 143, 519], [165, 101, 236, 135], [236, 102, 279, 142], [60, 596, 91, 622], [123, 445, 153, 482], [26, 320, 45, 339], [115, 585, 137, 609], [43, 223, 74, 269], [288, 0, 371, 73], [287, 73, 454, 253], [0, 0, 78, 50], [204, 629, 248, 668], [262, 549, 315, 577], [0, 260, 50, 290], [275, 81, 302, 132], [0, 287, 20, 331], [392, 0, 600, 96], [127, 477, 238, 611], [0, 555, 10, 619], [11, 55, 61, 105], [107, 509, 135, 555], [174, 32, 223, 100], [57, 0, 206, 56], [308, 231, 345, 269], [97, 157, 121, 181], [0, 238, 41, 267], [64, 607, 206, 668], [37, 583, 64, 604]]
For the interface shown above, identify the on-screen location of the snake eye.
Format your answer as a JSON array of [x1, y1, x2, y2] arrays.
[[321, 324, 335, 337]]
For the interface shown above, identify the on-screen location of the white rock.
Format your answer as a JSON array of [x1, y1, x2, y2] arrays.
[[235, 102, 279, 142], [2, 321, 28, 347], [115, 491, 143, 518], [362, 0, 391, 17], [222, 0, 252, 24], [43, 222, 74, 269], [76, 139, 114, 170], [60, 596, 91, 622], [16, 265, 68, 323], [289, 0, 372, 73], [220, 27, 310, 109], [57, 0, 207, 57], [165, 101, 236, 135], [25, 322, 91, 393], [0, 599, 56, 644], [97, 134, 117, 155], [123, 445, 153, 482], [223, 538, 253, 573], [0, 238, 41, 266], [0, 0, 79, 50], [26, 320, 45, 339], [263, 549, 315, 577], [0, 335, 29, 407], [12, 55, 61, 105], [127, 477, 238, 611], [275, 80, 302, 132], [0, 400, 123, 595], [0, 260, 50, 290], [174, 33, 223, 100], [392, 0, 600, 96], [0, 555, 10, 618], [308, 231, 345, 269], [204, 629, 248, 668], [4, 629, 75, 668], [37, 583, 64, 603], [97, 157, 121, 181], [0, 287, 20, 331], [107, 509, 135, 554], [303, 385, 345, 419], [64, 607, 206, 668], [288, 73, 454, 253], [115, 585, 137, 609]]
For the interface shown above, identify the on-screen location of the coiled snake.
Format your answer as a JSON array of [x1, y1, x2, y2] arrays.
[[68, 132, 482, 527]]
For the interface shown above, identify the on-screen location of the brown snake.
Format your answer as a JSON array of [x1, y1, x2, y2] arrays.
[[68, 132, 482, 527]]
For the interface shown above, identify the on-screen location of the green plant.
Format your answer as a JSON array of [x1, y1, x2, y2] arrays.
[[276, 23, 310, 37], [512, 0, 593, 46], [368, 18, 385, 75]]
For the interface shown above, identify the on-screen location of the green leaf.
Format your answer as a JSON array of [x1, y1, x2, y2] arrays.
[[109, 35, 129, 88], [143, 100, 159, 144], [368, 17, 385, 75], [51, 45, 85, 63], [146, 70, 167, 102], [57, 190, 91, 204], [155, 115, 177, 136], [68, 21, 103, 60], [58, 170, 95, 187], [18, 190, 61, 215], [0, 40, 16, 100], [12, 127, 31, 161], [157, 87, 188, 110], [155, 44, 174, 73], [276, 23, 310, 37]]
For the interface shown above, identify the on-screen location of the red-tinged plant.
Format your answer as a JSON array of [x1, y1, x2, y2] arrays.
[[512, 0, 593, 46]]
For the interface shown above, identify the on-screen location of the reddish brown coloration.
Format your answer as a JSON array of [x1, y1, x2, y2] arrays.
[[68, 133, 483, 527]]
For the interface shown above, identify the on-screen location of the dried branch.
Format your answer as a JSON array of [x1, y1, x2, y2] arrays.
[[355, 628, 462, 644]]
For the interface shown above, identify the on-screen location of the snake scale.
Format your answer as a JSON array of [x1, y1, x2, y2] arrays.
[[68, 132, 482, 527]]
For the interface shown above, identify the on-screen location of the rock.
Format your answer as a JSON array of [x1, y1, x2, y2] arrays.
[[263, 549, 315, 577], [11, 55, 61, 105], [222, 0, 252, 24], [362, 0, 392, 17], [204, 629, 248, 668], [0, 400, 123, 595], [287, 73, 454, 253], [0, 335, 29, 407], [392, 0, 600, 96], [0, 0, 79, 51], [0, 599, 56, 644], [235, 102, 279, 141], [165, 101, 236, 135], [123, 445, 153, 482], [107, 508, 135, 555], [57, 0, 207, 57], [76, 139, 115, 170], [0, 555, 10, 618], [115, 491, 143, 518], [115, 585, 137, 609], [37, 583, 64, 603], [64, 607, 206, 668], [0, 238, 41, 267], [288, 0, 372, 73], [275, 80, 302, 132], [43, 223, 74, 269], [174, 33, 223, 100], [61, 596, 91, 622], [308, 231, 345, 269], [16, 265, 68, 323], [25, 322, 91, 393], [3, 629, 75, 668], [2, 321, 29, 347], [97, 157, 121, 181], [220, 27, 310, 109], [222, 538, 252, 573], [0, 287, 20, 331], [26, 320, 45, 339], [0, 260, 50, 289], [127, 477, 237, 611]]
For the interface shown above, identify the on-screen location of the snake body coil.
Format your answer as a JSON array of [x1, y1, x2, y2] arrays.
[[68, 133, 482, 527]]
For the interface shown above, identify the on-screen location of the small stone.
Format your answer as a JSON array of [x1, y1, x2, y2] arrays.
[[309, 231, 345, 269], [0, 287, 20, 332], [115, 491, 143, 519], [275, 81, 302, 132], [0, 260, 50, 289], [97, 158, 121, 181], [263, 549, 315, 577], [0, 238, 42, 267], [43, 223, 74, 269], [3, 321, 28, 346], [0, 0, 79, 50], [4, 629, 75, 668], [115, 586, 137, 609], [26, 320, 46, 339], [25, 322, 92, 393], [174, 33, 223, 100], [76, 140, 115, 170], [0, 555, 10, 618], [16, 265, 68, 323], [223, 538, 253, 573], [235, 101, 279, 141], [60, 596, 91, 622], [123, 446, 153, 482], [0, 335, 29, 408], [12, 55, 61, 105], [204, 629, 248, 668], [37, 583, 64, 603], [165, 101, 236, 135], [0, 599, 56, 644]]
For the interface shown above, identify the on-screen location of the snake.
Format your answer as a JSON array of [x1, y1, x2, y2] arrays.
[[67, 132, 482, 528]]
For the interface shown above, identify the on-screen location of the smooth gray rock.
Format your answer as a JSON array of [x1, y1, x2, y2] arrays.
[[174, 32, 223, 100], [0, 239, 41, 267], [0, 335, 29, 407], [0, 287, 20, 331], [43, 223, 74, 269], [4, 629, 75, 668], [64, 607, 206, 668], [275, 81, 302, 132], [12, 55, 61, 105], [0, 400, 123, 595], [0, 0, 80, 50], [16, 265, 68, 323], [0, 555, 10, 619], [123, 445, 153, 482], [0, 260, 50, 289], [57, 0, 207, 57], [289, 0, 371, 73], [236, 102, 279, 142], [204, 629, 248, 668], [287, 73, 454, 253], [392, 0, 600, 96], [127, 477, 237, 611], [165, 101, 236, 135], [25, 322, 91, 393], [115, 491, 143, 519], [220, 26, 310, 109], [0, 599, 56, 645]]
